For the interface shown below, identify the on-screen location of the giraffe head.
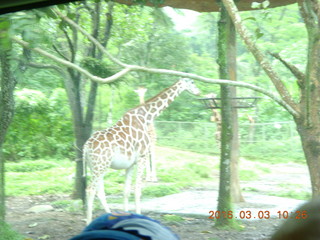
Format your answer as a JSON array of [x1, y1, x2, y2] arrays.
[[134, 87, 148, 104], [180, 78, 201, 95]]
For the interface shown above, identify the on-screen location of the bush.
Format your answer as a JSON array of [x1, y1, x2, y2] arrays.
[[3, 88, 74, 160]]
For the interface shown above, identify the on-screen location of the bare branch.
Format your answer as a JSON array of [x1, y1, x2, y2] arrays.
[[24, 62, 65, 76], [12, 36, 299, 118], [221, 0, 300, 115], [269, 52, 305, 88], [54, 9, 127, 68], [52, 44, 70, 61], [62, 27, 75, 61]]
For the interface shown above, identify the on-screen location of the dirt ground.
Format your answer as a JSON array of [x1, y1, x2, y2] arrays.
[[6, 194, 289, 240], [6, 160, 310, 240]]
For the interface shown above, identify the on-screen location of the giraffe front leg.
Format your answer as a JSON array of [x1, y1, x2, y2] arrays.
[[124, 166, 134, 211], [135, 157, 146, 214], [145, 152, 152, 182]]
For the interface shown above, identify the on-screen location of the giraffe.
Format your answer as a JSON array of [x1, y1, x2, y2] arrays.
[[83, 78, 200, 224], [205, 93, 222, 147], [134, 86, 158, 182]]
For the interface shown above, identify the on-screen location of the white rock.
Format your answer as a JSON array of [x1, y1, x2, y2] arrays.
[[26, 205, 54, 213]]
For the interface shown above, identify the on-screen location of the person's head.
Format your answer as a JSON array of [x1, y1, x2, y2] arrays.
[[271, 198, 320, 240]]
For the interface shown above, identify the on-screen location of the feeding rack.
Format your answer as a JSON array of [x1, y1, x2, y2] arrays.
[[199, 97, 262, 109]]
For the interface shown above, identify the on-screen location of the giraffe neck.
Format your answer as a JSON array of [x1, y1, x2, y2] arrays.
[[141, 80, 185, 122]]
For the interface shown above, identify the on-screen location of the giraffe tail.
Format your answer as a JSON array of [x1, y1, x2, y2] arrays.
[[83, 148, 88, 178]]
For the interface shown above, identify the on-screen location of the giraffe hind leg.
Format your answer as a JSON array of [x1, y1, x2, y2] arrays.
[[124, 166, 134, 212], [86, 182, 97, 225], [135, 156, 146, 214], [97, 177, 111, 213]]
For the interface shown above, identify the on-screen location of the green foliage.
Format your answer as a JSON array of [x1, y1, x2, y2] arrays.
[[4, 88, 74, 160], [0, 17, 11, 51], [0, 221, 24, 240], [81, 57, 115, 78]]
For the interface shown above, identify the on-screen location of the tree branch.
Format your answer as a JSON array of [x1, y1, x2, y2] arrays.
[[52, 44, 69, 61], [221, 0, 300, 115], [269, 52, 305, 88], [54, 9, 127, 68], [11, 36, 299, 118], [24, 61, 66, 76]]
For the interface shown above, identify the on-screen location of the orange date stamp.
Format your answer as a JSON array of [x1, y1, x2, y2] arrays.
[[208, 210, 308, 220]]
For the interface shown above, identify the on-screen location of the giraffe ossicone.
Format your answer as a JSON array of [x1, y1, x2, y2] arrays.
[[83, 78, 200, 224]]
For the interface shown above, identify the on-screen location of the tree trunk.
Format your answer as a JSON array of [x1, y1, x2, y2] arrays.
[[59, 2, 114, 202], [297, 0, 320, 197], [227, 12, 244, 204], [216, 3, 237, 226], [221, 0, 320, 198], [0, 47, 16, 221], [64, 71, 96, 201], [295, 122, 320, 196]]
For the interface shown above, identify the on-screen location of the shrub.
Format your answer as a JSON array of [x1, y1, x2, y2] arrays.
[[4, 88, 74, 160]]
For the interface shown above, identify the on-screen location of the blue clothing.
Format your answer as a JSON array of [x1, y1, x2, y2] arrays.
[[69, 212, 180, 240]]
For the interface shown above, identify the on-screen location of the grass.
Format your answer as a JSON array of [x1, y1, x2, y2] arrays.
[[271, 190, 311, 200], [5, 149, 217, 198], [0, 221, 24, 240], [162, 214, 185, 223], [270, 183, 311, 200], [143, 184, 180, 197], [6, 166, 73, 196], [4, 146, 309, 202]]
